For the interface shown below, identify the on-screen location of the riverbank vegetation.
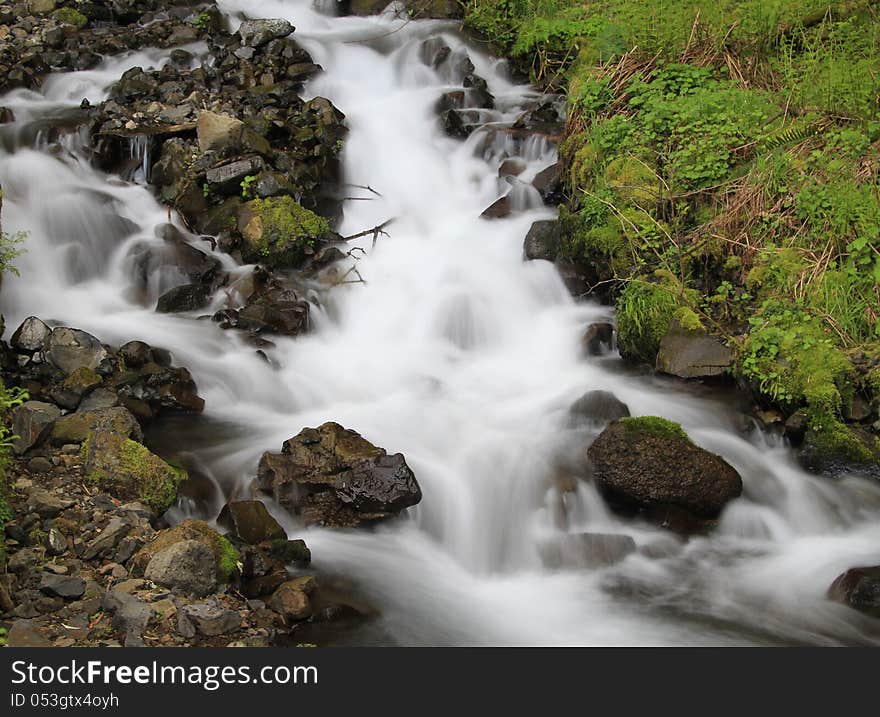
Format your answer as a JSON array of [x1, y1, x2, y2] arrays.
[[464, 0, 880, 462]]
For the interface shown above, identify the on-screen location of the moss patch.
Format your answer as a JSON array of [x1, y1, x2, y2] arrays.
[[619, 416, 692, 443], [81, 431, 186, 514], [801, 410, 880, 472], [52, 7, 88, 29], [238, 196, 329, 267], [130, 519, 240, 582]]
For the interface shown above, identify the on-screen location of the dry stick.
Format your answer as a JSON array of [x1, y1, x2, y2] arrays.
[[341, 218, 395, 244]]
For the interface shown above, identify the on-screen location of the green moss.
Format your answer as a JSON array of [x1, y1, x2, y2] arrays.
[[619, 416, 692, 443], [216, 534, 240, 582], [616, 279, 681, 362], [131, 519, 239, 583], [802, 409, 880, 467], [52, 7, 88, 29], [81, 432, 186, 514], [239, 196, 329, 266], [61, 366, 102, 393], [604, 155, 662, 207]]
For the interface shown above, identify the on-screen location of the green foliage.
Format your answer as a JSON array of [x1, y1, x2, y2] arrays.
[[240, 174, 258, 199], [619, 415, 692, 442], [740, 300, 853, 413], [241, 196, 329, 265], [0, 379, 27, 565]]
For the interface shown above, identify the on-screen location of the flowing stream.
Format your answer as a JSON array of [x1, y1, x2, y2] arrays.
[[2, 0, 880, 645]]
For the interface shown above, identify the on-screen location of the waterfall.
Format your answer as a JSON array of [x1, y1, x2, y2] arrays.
[[1, 0, 878, 645]]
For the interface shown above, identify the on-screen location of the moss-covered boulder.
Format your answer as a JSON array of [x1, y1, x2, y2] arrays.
[[587, 416, 743, 531], [237, 196, 329, 267], [130, 520, 239, 584], [798, 412, 880, 478], [50, 406, 142, 446], [81, 431, 186, 514]]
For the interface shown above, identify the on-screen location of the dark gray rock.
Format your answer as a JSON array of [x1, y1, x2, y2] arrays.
[[82, 517, 132, 560], [178, 601, 241, 637], [6, 619, 51, 647], [656, 324, 734, 380], [569, 391, 630, 425], [523, 220, 559, 261], [102, 590, 154, 647], [205, 156, 264, 195], [39, 573, 86, 599], [156, 283, 212, 314]]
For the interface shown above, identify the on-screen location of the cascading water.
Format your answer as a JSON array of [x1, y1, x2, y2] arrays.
[[2, 0, 880, 645]]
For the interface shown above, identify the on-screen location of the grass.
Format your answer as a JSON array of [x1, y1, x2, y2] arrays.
[[464, 0, 880, 461]]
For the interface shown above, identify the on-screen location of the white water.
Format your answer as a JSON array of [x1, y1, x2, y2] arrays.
[[2, 0, 880, 645]]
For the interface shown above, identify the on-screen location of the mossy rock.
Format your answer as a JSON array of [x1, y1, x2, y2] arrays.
[[618, 416, 691, 442], [51, 7, 88, 29], [130, 519, 239, 583], [237, 196, 329, 267], [50, 406, 142, 445], [81, 431, 186, 514], [799, 412, 880, 478]]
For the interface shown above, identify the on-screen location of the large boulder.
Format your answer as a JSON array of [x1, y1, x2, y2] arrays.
[[44, 327, 109, 375], [828, 566, 880, 618], [197, 111, 244, 153], [10, 401, 61, 454], [523, 220, 560, 262], [587, 417, 742, 531], [80, 430, 186, 514], [237, 197, 329, 267], [258, 422, 422, 527], [237, 19, 294, 48], [656, 323, 734, 380]]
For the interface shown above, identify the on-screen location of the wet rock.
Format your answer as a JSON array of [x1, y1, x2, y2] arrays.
[[218, 501, 286, 544], [844, 395, 872, 422], [156, 283, 212, 314], [179, 601, 241, 638], [523, 219, 559, 261], [10, 401, 62, 454], [238, 19, 294, 48], [50, 406, 142, 445], [114, 361, 205, 416], [80, 431, 184, 514], [582, 322, 614, 356], [102, 590, 153, 647], [656, 324, 734, 380], [44, 327, 109, 375], [51, 366, 103, 410], [268, 539, 311, 568], [79, 388, 121, 411], [532, 162, 562, 204], [6, 619, 51, 647], [144, 540, 217, 598], [39, 573, 86, 599], [538, 533, 637, 569], [197, 111, 244, 153], [587, 417, 743, 530], [268, 576, 315, 622], [569, 391, 630, 425], [118, 341, 153, 368], [258, 422, 422, 528], [828, 565, 880, 618], [481, 195, 511, 219], [784, 410, 809, 445], [10, 316, 51, 352]]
